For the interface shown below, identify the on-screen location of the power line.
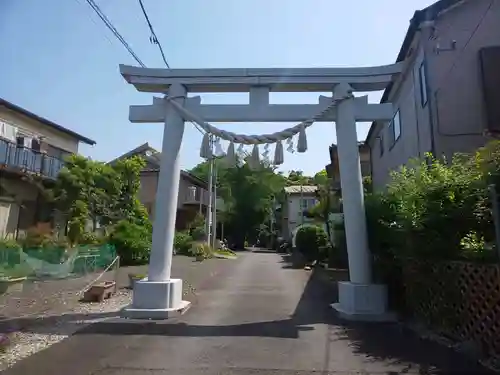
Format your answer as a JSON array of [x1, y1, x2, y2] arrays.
[[136, 1, 204, 135], [83, 0, 146, 67], [81, 0, 204, 136], [137, 0, 170, 68]]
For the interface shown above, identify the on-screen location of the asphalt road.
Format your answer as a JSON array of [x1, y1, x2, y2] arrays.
[[1, 250, 493, 374]]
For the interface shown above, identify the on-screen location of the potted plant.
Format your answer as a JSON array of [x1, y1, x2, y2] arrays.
[[0, 273, 27, 294], [127, 273, 145, 289]]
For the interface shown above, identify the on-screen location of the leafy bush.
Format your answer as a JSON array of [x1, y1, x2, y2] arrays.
[[174, 231, 193, 255], [192, 242, 214, 260], [109, 220, 151, 265], [0, 239, 21, 251], [295, 225, 328, 262], [366, 149, 498, 262], [190, 226, 206, 241], [78, 231, 107, 246]]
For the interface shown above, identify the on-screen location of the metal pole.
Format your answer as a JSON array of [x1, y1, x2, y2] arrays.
[[205, 136, 214, 245], [211, 163, 218, 249], [489, 184, 500, 259], [300, 184, 304, 225]]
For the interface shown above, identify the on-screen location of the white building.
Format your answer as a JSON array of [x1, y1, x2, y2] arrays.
[[282, 185, 318, 240]]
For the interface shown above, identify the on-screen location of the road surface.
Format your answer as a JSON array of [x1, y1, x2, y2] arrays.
[[2, 250, 493, 374]]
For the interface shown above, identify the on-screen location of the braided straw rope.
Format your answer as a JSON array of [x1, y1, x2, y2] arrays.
[[167, 88, 354, 145]]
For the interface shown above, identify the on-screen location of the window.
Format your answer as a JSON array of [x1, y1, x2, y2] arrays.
[[16, 136, 24, 148], [392, 110, 401, 144], [31, 139, 41, 152], [300, 198, 316, 210], [419, 62, 428, 106]]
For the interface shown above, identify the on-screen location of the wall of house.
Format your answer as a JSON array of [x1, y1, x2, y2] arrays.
[[138, 172, 209, 221], [369, 42, 431, 190], [283, 194, 317, 239], [0, 177, 39, 238], [327, 144, 371, 187], [425, 0, 500, 159], [369, 0, 500, 190], [0, 106, 80, 154]]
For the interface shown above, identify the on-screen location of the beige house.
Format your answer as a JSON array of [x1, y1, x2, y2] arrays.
[[281, 185, 318, 240], [366, 0, 500, 190], [325, 142, 371, 191], [0, 98, 95, 238], [109, 143, 217, 231]]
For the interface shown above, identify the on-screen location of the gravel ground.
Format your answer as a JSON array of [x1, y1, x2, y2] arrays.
[[0, 255, 234, 371], [0, 288, 132, 371]]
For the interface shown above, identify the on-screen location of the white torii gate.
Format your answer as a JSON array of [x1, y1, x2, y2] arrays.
[[120, 63, 403, 321]]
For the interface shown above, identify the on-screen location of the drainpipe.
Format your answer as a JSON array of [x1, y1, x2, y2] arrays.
[[419, 19, 437, 157]]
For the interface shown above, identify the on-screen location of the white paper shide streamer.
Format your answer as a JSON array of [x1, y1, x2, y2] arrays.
[[175, 89, 353, 166]]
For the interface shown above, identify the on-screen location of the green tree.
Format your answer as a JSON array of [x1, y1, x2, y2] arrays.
[[190, 157, 286, 248], [49, 154, 150, 243], [286, 170, 313, 186]]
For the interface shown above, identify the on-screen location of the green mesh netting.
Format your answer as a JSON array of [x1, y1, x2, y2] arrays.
[[0, 244, 117, 280]]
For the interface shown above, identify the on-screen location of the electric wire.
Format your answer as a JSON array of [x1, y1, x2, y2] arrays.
[[83, 0, 146, 67]]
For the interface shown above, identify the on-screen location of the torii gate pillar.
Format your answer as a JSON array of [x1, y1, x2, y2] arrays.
[[122, 83, 191, 319], [330, 84, 395, 322]]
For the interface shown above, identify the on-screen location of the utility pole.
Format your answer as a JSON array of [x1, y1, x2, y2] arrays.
[[205, 135, 214, 245], [211, 162, 218, 249], [300, 184, 304, 225]]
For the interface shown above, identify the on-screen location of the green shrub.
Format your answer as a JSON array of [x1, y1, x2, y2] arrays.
[[0, 239, 22, 267], [190, 226, 206, 241], [192, 242, 214, 260], [78, 232, 107, 246], [366, 150, 497, 262], [109, 220, 151, 265], [0, 239, 21, 251], [295, 226, 328, 262], [174, 231, 193, 255]]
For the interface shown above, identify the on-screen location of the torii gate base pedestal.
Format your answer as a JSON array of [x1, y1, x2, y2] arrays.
[[331, 282, 397, 322], [121, 278, 191, 319]]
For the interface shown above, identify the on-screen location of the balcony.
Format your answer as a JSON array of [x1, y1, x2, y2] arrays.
[[182, 185, 208, 206], [0, 138, 65, 179], [182, 185, 225, 210]]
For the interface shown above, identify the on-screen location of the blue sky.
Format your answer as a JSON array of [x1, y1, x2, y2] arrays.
[[0, 0, 435, 176]]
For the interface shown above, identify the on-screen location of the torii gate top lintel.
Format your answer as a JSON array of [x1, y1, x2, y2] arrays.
[[119, 61, 404, 93]]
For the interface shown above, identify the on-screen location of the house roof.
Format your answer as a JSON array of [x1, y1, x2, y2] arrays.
[[0, 98, 96, 145], [365, 0, 465, 144], [284, 185, 318, 194], [109, 142, 209, 188]]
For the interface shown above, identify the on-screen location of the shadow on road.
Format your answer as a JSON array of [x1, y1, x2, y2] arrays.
[[8, 250, 493, 374], [75, 260, 492, 374]]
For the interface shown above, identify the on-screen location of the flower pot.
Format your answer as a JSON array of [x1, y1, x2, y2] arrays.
[[0, 276, 27, 295], [83, 281, 117, 302]]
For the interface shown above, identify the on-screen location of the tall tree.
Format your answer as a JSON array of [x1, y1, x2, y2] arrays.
[[190, 158, 286, 248], [286, 170, 313, 186], [48, 155, 149, 242]]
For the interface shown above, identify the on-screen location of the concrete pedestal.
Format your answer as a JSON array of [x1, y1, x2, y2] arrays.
[[122, 278, 191, 319], [331, 281, 396, 322]]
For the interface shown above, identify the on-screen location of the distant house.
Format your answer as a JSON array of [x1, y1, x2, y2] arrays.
[[0, 98, 96, 238], [281, 185, 318, 240], [325, 142, 371, 191], [366, 0, 500, 190], [109, 143, 222, 231]]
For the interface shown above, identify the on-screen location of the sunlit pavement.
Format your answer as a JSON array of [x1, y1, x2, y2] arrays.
[[2, 250, 494, 375]]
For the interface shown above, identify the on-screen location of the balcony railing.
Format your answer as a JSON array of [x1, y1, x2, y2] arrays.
[[0, 138, 65, 179], [183, 185, 207, 205], [182, 185, 224, 210]]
